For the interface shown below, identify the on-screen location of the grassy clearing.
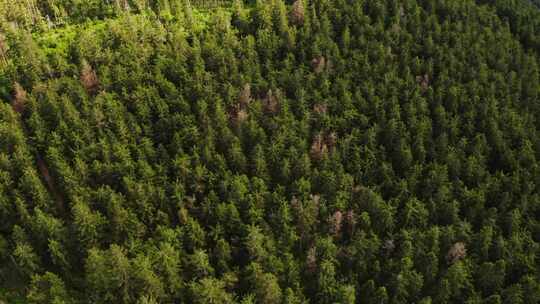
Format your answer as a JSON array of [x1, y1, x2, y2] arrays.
[[33, 4, 234, 58]]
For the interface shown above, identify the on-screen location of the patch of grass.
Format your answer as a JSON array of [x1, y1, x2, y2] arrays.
[[34, 20, 107, 59]]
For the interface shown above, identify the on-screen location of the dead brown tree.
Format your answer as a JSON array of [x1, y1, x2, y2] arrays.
[[311, 56, 326, 74], [290, 0, 305, 25], [345, 210, 356, 235], [228, 104, 248, 126], [262, 89, 280, 114], [238, 83, 252, 107], [306, 247, 317, 273], [325, 132, 337, 150], [37, 157, 65, 213], [310, 133, 328, 160], [313, 103, 327, 115], [416, 74, 430, 92], [12, 82, 27, 114], [0, 33, 7, 65], [447, 242, 467, 264], [329, 210, 343, 237], [80, 60, 99, 95]]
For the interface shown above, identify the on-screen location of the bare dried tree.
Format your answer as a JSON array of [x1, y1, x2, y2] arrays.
[[0, 33, 7, 64], [329, 210, 343, 237], [311, 56, 326, 74], [238, 83, 251, 107], [12, 82, 27, 114], [290, 0, 305, 25], [345, 210, 356, 235], [23, 0, 41, 25], [290, 196, 301, 212], [306, 247, 317, 273], [447, 242, 467, 264], [416, 74, 430, 92], [262, 89, 280, 114], [229, 84, 254, 126], [236, 108, 248, 122], [310, 133, 328, 160], [80, 60, 99, 95], [37, 158, 53, 192], [37, 156, 65, 213], [313, 103, 327, 115], [325, 132, 337, 150], [382, 239, 395, 255], [229, 104, 248, 126]]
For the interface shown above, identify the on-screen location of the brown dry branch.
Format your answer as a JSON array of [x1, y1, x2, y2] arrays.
[[310, 194, 321, 206], [115, 0, 131, 11]]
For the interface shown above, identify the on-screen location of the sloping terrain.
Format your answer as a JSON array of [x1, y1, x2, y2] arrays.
[[0, 0, 539, 303]]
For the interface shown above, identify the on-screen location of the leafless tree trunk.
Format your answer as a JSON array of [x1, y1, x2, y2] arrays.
[[0, 33, 7, 65]]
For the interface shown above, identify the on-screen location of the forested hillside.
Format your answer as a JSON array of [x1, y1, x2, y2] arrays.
[[0, 0, 539, 303]]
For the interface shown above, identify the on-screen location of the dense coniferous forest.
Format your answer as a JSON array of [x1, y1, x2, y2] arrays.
[[0, 0, 539, 303]]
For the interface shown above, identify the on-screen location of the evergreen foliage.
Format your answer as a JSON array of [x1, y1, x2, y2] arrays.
[[0, 0, 539, 303]]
